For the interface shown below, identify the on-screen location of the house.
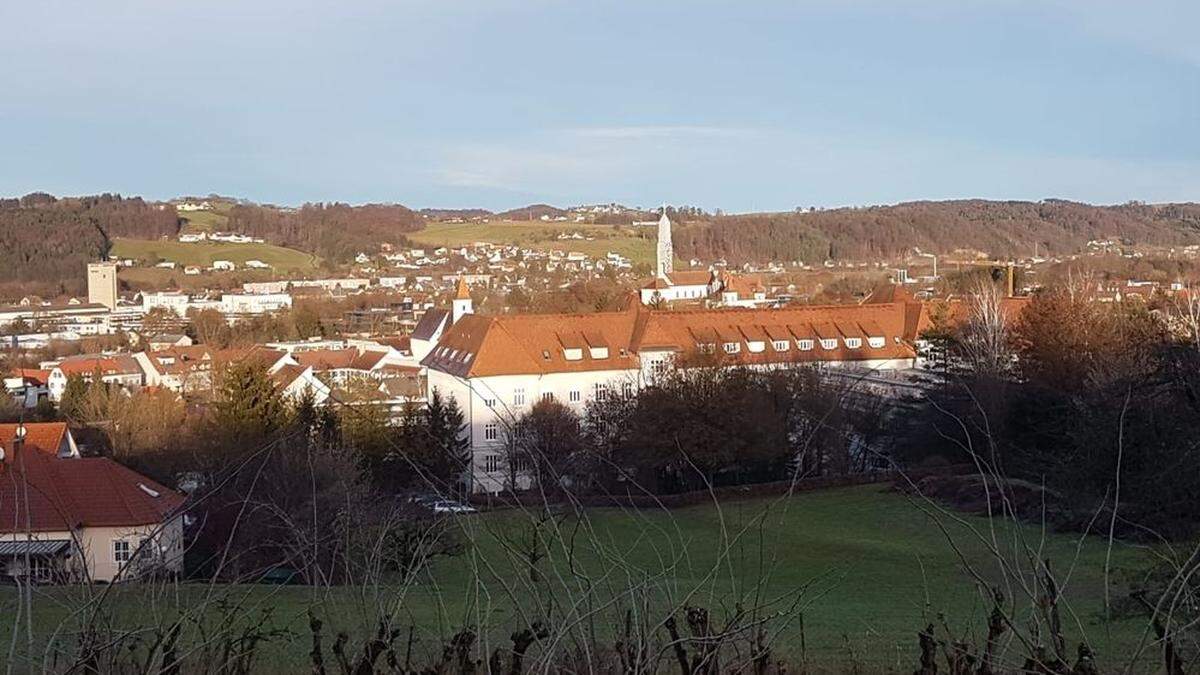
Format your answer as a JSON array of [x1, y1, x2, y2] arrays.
[[211, 260, 235, 271], [244, 260, 270, 269], [4, 369, 51, 409], [639, 270, 718, 305], [0, 423, 185, 583], [423, 297, 924, 494], [134, 345, 285, 395], [45, 355, 144, 401], [146, 333, 194, 350]]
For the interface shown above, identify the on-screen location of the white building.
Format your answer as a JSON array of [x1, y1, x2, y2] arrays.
[[423, 298, 923, 494], [220, 293, 292, 315]]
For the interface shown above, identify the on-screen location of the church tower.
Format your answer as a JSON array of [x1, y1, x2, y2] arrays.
[[452, 276, 473, 324], [656, 207, 673, 278]]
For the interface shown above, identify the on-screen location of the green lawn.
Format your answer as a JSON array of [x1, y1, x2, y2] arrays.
[[111, 238, 319, 271], [410, 220, 659, 267], [0, 485, 1159, 672], [178, 208, 230, 233]]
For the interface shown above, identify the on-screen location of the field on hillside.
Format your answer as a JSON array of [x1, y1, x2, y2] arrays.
[[111, 238, 318, 271], [410, 220, 660, 268], [177, 203, 233, 233], [0, 485, 1160, 672]]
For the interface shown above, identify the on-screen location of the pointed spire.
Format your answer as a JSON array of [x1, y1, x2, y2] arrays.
[[454, 276, 471, 300]]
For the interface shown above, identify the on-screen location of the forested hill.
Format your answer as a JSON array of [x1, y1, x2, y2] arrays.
[[226, 202, 423, 264], [0, 193, 179, 297], [672, 200, 1200, 264]]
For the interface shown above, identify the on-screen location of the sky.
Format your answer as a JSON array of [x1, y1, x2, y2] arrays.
[[1, 0, 1197, 213]]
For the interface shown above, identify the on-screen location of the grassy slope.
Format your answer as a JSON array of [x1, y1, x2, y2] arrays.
[[177, 202, 234, 233], [409, 220, 659, 268], [111, 238, 318, 272], [1, 485, 1154, 671]]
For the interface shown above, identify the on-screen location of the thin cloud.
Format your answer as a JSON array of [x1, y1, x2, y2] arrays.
[[564, 125, 759, 140]]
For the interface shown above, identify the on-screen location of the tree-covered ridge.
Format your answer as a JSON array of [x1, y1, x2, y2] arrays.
[[672, 199, 1200, 264], [226, 202, 424, 264], [0, 193, 180, 296]]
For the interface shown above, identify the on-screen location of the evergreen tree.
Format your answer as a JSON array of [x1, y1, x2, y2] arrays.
[[58, 374, 91, 423], [211, 360, 287, 452]]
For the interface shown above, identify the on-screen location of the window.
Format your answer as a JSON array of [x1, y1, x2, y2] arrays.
[[484, 422, 499, 441], [569, 389, 581, 403], [113, 539, 132, 564], [513, 455, 532, 472], [513, 387, 525, 405], [483, 397, 496, 408], [593, 383, 608, 402], [773, 340, 789, 352], [699, 343, 715, 354], [723, 342, 740, 354], [484, 454, 500, 472], [844, 337, 862, 349], [542, 392, 555, 402], [589, 346, 609, 359], [868, 336, 885, 349], [820, 338, 837, 350], [797, 339, 814, 351], [747, 341, 765, 353], [563, 348, 583, 361], [622, 381, 634, 397]]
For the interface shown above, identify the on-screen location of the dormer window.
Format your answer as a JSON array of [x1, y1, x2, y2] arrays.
[[563, 348, 583, 361], [844, 337, 862, 349], [723, 342, 740, 354], [589, 346, 609, 359], [747, 340, 765, 353], [820, 338, 837, 350], [773, 340, 789, 352], [699, 343, 715, 354], [868, 336, 885, 349], [797, 339, 814, 351], [542, 350, 551, 361]]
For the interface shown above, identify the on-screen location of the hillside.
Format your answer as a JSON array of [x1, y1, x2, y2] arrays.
[[493, 203, 570, 220], [110, 239, 317, 272], [225, 202, 423, 263], [673, 199, 1200, 264], [0, 193, 180, 297], [418, 207, 493, 220]]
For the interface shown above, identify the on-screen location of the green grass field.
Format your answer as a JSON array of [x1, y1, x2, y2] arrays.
[[0, 485, 1158, 672], [410, 220, 659, 268], [111, 238, 318, 272], [177, 202, 234, 233]]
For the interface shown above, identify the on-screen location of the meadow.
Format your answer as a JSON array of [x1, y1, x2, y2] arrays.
[[409, 219, 659, 268], [111, 238, 319, 272], [1, 484, 1160, 672]]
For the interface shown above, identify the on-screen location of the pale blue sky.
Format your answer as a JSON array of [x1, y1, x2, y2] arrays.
[[1, 0, 1197, 212]]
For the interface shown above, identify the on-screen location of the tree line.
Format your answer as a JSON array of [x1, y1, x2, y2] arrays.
[[672, 199, 1200, 264], [0, 193, 180, 297], [226, 202, 424, 264]]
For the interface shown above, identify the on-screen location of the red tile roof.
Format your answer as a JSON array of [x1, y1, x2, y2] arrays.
[[0, 422, 68, 458], [0, 429, 183, 534]]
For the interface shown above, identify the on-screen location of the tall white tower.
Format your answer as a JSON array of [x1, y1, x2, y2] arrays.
[[452, 276, 473, 324], [87, 262, 118, 310], [656, 207, 673, 278]]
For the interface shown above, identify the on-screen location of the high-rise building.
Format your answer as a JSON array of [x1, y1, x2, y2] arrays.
[[87, 262, 118, 310], [656, 208, 673, 278]]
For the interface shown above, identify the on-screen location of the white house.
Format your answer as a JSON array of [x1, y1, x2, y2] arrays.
[[0, 423, 185, 584]]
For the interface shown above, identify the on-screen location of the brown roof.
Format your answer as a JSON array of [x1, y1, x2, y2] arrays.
[[294, 348, 386, 372], [0, 422, 68, 458], [425, 301, 922, 377], [0, 447, 183, 534]]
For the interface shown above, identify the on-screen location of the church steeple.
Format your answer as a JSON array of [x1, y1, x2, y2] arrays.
[[656, 205, 673, 279], [452, 276, 473, 324]]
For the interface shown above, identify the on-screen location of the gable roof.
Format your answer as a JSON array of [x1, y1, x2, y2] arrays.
[[0, 422, 69, 458]]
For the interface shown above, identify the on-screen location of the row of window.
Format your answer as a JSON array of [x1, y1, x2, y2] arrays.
[[482, 382, 634, 412], [703, 336, 885, 354]]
